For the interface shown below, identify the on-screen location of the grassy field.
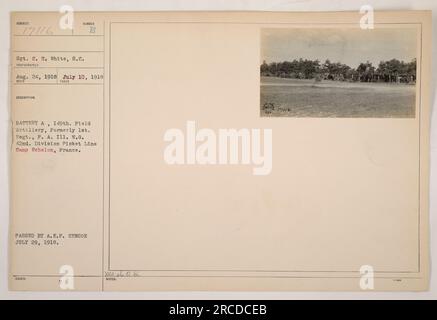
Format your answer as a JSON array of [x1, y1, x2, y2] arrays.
[[260, 77, 416, 118]]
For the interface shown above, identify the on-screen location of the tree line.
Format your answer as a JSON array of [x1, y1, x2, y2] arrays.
[[260, 58, 416, 83]]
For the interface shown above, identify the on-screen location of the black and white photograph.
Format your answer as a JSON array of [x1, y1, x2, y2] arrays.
[[260, 27, 418, 118]]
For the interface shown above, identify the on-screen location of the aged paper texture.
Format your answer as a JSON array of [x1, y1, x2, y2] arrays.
[[9, 11, 431, 291]]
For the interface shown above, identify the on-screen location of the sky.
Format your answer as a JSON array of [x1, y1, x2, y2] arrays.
[[261, 27, 418, 69]]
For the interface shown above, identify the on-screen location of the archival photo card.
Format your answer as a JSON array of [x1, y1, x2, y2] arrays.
[[9, 11, 430, 292]]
